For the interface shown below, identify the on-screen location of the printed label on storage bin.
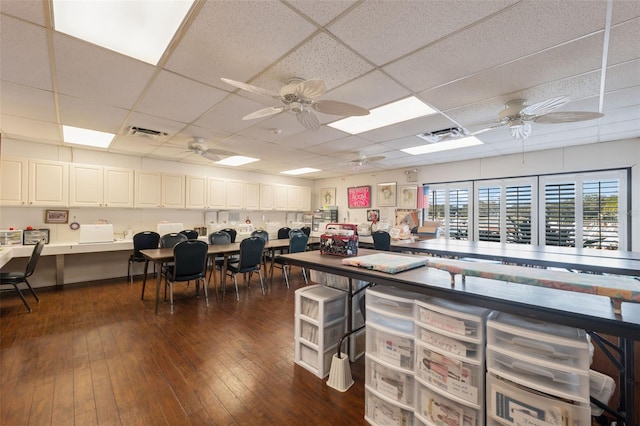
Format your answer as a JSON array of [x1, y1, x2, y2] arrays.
[[378, 335, 413, 368], [493, 387, 564, 426], [417, 382, 478, 426], [419, 328, 470, 357], [419, 309, 468, 336], [417, 347, 478, 404]]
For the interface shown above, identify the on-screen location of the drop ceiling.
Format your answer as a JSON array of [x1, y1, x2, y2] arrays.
[[1, 0, 639, 179]]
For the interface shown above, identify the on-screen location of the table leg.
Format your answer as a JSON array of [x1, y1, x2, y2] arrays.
[[221, 255, 228, 299], [155, 261, 162, 314]]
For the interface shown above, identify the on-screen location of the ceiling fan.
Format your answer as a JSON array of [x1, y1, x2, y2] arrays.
[[342, 153, 386, 169], [468, 96, 604, 140], [185, 137, 236, 161], [220, 77, 370, 131]]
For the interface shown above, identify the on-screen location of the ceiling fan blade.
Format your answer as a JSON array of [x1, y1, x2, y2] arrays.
[[242, 106, 286, 120], [521, 96, 570, 117], [296, 109, 321, 131], [532, 111, 604, 124], [294, 79, 326, 101], [205, 148, 236, 156], [200, 150, 221, 161], [313, 100, 369, 116], [220, 78, 280, 98], [364, 155, 385, 163], [469, 122, 508, 136]]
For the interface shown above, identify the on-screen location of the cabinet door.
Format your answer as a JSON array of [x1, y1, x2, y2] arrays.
[[275, 184, 288, 211], [134, 170, 161, 208], [207, 177, 227, 209], [29, 159, 69, 206], [243, 182, 260, 210], [104, 167, 134, 208], [0, 157, 28, 206], [298, 186, 311, 211], [185, 176, 206, 209], [161, 173, 185, 208], [226, 180, 243, 209], [260, 183, 275, 210], [287, 185, 300, 210], [70, 163, 104, 207]]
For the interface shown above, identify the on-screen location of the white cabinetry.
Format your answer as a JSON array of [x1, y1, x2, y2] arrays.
[[243, 182, 260, 210], [0, 157, 28, 206], [225, 180, 243, 209], [275, 184, 289, 211], [207, 177, 227, 209], [161, 173, 184, 208], [134, 171, 184, 208], [185, 175, 206, 209], [260, 183, 275, 210], [287, 185, 311, 211], [70, 164, 133, 207], [29, 159, 69, 206]]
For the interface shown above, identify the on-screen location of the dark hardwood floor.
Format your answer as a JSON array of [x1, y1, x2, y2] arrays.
[[1, 268, 367, 425]]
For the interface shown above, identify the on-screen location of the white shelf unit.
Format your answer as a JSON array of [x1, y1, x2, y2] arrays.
[[485, 311, 592, 426], [294, 285, 346, 379], [413, 297, 490, 426], [365, 286, 422, 426]]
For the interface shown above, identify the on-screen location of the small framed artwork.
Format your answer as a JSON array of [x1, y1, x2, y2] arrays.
[[347, 185, 371, 208], [45, 209, 69, 224], [367, 209, 380, 222], [320, 187, 336, 206], [377, 182, 397, 207], [398, 185, 418, 209]]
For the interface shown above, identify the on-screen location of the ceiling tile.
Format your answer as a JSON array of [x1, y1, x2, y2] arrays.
[[58, 94, 130, 134], [0, 81, 57, 122], [287, 0, 358, 26]]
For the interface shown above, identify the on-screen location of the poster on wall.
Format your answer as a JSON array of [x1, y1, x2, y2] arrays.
[[320, 187, 336, 206], [347, 186, 371, 208], [377, 182, 397, 207], [398, 185, 418, 209]]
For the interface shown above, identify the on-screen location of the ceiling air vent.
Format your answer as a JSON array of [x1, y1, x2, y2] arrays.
[[126, 126, 170, 141], [416, 127, 465, 143]]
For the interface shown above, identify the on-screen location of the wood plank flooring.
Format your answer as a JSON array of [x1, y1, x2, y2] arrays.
[[1, 268, 366, 425]]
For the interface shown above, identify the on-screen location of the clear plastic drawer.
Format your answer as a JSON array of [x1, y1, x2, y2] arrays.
[[366, 355, 414, 405]]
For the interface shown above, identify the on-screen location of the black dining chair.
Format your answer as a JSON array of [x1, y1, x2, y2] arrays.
[[271, 233, 309, 288], [225, 236, 266, 301], [128, 231, 160, 284], [179, 229, 199, 240], [162, 240, 209, 314], [0, 238, 45, 312], [208, 231, 232, 288], [372, 230, 391, 251], [300, 226, 311, 237], [221, 228, 237, 243], [277, 227, 291, 240], [251, 229, 269, 241]]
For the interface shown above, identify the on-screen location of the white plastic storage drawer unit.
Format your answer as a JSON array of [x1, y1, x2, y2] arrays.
[[486, 311, 591, 370], [366, 354, 415, 406], [366, 286, 416, 318], [365, 385, 414, 426], [366, 322, 414, 370], [415, 379, 482, 426], [294, 285, 347, 379], [415, 341, 483, 406], [486, 373, 591, 426]]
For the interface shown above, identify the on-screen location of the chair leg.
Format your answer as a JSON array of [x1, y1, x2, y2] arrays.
[[128, 260, 132, 284], [23, 278, 39, 302], [258, 270, 265, 295], [302, 267, 308, 284], [168, 280, 174, 314], [283, 264, 290, 288], [201, 278, 209, 307], [140, 260, 150, 300], [232, 274, 240, 301], [12, 284, 32, 312]]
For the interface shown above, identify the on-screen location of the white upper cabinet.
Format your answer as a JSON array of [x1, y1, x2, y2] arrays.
[[226, 180, 243, 209], [29, 159, 69, 206], [134, 170, 161, 208], [298, 186, 311, 211], [243, 182, 260, 210], [275, 184, 289, 211], [70, 163, 104, 207], [185, 175, 207, 209], [260, 183, 276, 210], [207, 177, 227, 209], [0, 157, 28, 206], [103, 167, 134, 208], [161, 173, 185, 208]]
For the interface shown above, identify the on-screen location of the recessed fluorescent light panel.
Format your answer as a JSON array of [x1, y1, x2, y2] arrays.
[[62, 125, 115, 148], [401, 136, 484, 155], [281, 168, 320, 175], [328, 96, 437, 135], [52, 0, 194, 65], [215, 156, 260, 166]]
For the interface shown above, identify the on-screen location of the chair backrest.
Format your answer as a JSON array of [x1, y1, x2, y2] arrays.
[[372, 230, 391, 251], [221, 228, 237, 242], [25, 238, 46, 278], [179, 229, 199, 240], [300, 226, 311, 236], [208, 231, 231, 245], [133, 231, 161, 256], [160, 232, 188, 248], [238, 237, 266, 271], [288, 233, 308, 254], [251, 230, 269, 241], [289, 228, 304, 238], [172, 240, 208, 280], [277, 227, 291, 239]]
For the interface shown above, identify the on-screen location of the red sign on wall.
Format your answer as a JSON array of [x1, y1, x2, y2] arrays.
[[347, 185, 371, 208]]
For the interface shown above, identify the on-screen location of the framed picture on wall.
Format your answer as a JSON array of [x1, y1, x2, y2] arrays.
[[320, 187, 336, 206], [347, 185, 371, 208], [45, 209, 69, 224], [377, 182, 397, 207], [398, 185, 418, 209]]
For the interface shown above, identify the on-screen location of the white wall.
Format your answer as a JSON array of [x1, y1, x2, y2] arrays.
[[313, 138, 640, 249]]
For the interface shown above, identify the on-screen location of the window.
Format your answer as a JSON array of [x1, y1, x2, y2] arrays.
[[428, 183, 470, 240], [477, 186, 501, 242], [582, 180, 619, 249]]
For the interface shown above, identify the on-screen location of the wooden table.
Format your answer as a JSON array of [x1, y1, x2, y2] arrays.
[[141, 238, 319, 314], [281, 249, 640, 424], [390, 239, 640, 277]]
